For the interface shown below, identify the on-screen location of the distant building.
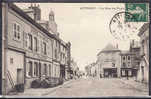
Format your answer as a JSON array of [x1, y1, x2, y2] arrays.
[[137, 23, 149, 83], [96, 43, 121, 78], [85, 65, 91, 76], [85, 62, 97, 77], [90, 63, 97, 77], [70, 58, 79, 78]]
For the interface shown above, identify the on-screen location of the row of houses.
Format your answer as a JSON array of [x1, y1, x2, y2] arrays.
[[2, 3, 72, 94], [85, 62, 97, 77], [70, 58, 82, 79], [85, 23, 149, 84]]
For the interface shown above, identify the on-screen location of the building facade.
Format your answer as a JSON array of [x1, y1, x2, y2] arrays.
[[70, 58, 80, 78], [137, 23, 149, 83], [129, 40, 141, 78], [85, 62, 97, 77], [2, 3, 71, 94], [120, 51, 134, 77], [96, 43, 121, 78]]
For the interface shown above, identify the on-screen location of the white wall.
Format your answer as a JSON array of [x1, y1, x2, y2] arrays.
[[6, 49, 24, 85]]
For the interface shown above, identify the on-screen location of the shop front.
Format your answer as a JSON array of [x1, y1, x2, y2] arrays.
[[103, 68, 117, 78], [120, 68, 133, 77]]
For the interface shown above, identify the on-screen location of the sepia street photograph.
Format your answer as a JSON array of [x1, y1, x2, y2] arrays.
[[1, 2, 150, 97]]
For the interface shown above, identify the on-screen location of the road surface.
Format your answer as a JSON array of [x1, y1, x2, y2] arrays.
[[43, 77, 148, 97]]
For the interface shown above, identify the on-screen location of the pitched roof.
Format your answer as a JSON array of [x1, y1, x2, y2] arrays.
[[102, 43, 118, 51], [97, 43, 120, 56], [8, 3, 60, 42]]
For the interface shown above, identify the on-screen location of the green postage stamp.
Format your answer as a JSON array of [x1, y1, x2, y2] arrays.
[[125, 3, 148, 22]]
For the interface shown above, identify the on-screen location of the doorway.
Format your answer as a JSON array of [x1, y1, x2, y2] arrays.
[[17, 69, 23, 84]]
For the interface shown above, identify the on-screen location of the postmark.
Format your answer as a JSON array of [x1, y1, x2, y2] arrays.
[[125, 3, 148, 22], [109, 12, 139, 41]]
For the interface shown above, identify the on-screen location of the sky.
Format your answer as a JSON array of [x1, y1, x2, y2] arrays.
[[16, 3, 144, 71]]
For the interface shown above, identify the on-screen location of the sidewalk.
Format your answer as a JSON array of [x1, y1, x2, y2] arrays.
[[7, 79, 76, 97], [120, 77, 149, 92]]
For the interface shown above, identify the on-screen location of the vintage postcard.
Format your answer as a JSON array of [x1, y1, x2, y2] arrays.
[[1, 1, 150, 97]]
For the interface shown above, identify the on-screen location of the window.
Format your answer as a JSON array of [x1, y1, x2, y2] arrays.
[[10, 58, 13, 64], [34, 62, 39, 77], [28, 34, 33, 50], [128, 71, 132, 76], [13, 23, 20, 40], [55, 49, 57, 59], [142, 40, 145, 54], [28, 61, 33, 77], [44, 64, 47, 76], [123, 56, 125, 60], [127, 62, 130, 67], [123, 62, 126, 67], [128, 56, 130, 60], [34, 37, 38, 52], [138, 62, 140, 65], [43, 42, 47, 55]]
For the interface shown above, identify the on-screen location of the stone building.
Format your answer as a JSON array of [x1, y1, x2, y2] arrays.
[[65, 42, 71, 80], [2, 3, 71, 94], [137, 23, 149, 83], [96, 43, 121, 78], [129, 40, 141, 78], [120, 51, 134, 77]]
